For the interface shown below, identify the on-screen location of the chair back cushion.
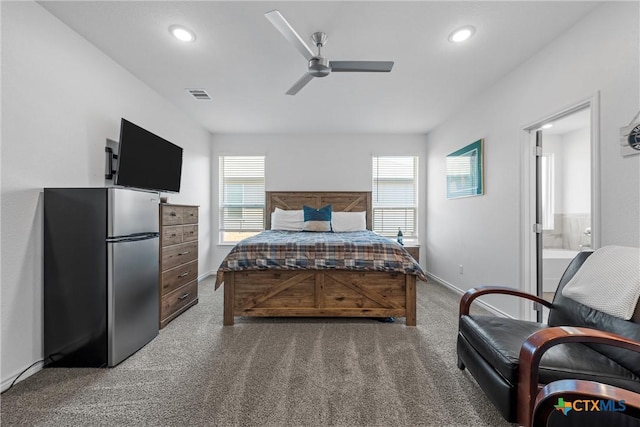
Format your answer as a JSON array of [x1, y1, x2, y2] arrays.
[[562, 246, 640, 320], [549, 251, 640, 377]]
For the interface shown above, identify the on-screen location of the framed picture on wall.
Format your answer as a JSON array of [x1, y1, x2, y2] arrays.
[[446, 139, 484, 199]]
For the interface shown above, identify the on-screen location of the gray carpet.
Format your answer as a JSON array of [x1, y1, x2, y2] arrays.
[[1, 277, 509, 427]]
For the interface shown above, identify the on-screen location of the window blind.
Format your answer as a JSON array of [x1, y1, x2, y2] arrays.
[[219, 156, 265, 243], [372, 156, 418, 238]]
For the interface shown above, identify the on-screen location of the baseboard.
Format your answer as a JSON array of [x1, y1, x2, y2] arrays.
[[1, 360, 45, 393], [198, 271, 216, 282], [425, 272, 513, 319]]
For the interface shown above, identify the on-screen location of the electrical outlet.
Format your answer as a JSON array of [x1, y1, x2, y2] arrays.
[[459, 264, 464, 275]]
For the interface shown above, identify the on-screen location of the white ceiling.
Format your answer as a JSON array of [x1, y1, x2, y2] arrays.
[[39, 1, 600, 134], [543, 108, 590, 136]]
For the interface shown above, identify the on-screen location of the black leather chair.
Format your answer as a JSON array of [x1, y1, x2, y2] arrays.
[[457, 251, 640, 426]]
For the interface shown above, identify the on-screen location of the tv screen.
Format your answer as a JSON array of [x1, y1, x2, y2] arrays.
[[115, 119, 183, 193]]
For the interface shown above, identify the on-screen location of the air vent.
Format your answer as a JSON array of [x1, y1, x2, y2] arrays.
[[186, 89, 211, 100]]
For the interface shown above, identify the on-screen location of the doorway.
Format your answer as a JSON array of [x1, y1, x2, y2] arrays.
[[539, 108, 592, 301], [522, 97, 600, 322]]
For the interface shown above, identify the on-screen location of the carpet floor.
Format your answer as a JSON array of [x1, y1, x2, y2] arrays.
[[1, 277, 509, 426]]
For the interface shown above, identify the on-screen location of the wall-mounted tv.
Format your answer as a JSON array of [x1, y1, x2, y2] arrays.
[[114, 118, 183, 193]]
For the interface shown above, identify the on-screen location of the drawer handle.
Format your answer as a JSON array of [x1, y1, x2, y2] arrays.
[[178, 271, 190, 278], [170, 212, 177, 216], [171, 233, 177, 237], [179, 292, 190, 300], [178, 251, 190, 255]]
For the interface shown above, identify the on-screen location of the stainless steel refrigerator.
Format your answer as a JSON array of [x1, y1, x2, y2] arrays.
[[44, 187, 160, 367]]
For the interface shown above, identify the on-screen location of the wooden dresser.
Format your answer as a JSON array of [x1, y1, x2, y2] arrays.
[[159, 204, 199, 328]]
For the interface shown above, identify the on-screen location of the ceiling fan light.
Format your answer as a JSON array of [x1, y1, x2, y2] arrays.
[[449, 26, 475, 43], [169, 25, 196, 42]]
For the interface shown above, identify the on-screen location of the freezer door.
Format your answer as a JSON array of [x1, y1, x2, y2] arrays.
[[108, 236, 159, 366], [108, 188, 159, 237]]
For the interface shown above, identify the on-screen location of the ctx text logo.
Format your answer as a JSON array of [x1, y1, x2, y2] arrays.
[[554, 397, 627, 415]]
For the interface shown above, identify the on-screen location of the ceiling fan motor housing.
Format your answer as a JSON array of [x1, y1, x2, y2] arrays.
[[308, 57, 331, 77]]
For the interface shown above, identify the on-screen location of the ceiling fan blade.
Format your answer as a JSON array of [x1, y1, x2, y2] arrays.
[[330, 61, 394, 72], [286, 73, 315, 95], [265, 10, 315, 61]]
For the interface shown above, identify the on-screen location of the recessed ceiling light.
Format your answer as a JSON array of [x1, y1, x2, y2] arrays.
[[542, 123, 553, 129], [169, 25, 196, 42], [448, 26, 475, 43]]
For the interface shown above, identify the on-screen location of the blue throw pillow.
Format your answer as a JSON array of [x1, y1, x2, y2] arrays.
[[303, 205, 332, 231]]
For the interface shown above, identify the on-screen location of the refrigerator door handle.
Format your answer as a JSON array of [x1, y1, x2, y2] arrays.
[[106, 232, 160, 243]]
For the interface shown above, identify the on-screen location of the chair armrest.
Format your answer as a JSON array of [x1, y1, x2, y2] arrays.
[[459, 286, 552, 317], [532, 379, 640, 427], [517, 326, 640, 427]]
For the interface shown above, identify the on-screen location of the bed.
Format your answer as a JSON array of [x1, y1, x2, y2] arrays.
[[214, 191, 426, 326]]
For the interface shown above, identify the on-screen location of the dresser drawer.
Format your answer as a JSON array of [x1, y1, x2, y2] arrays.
[[161, 281, 198, 323], [182, 225, 198, 242], [159, 204, 199, 329], [161, 260, 198, 295], [161, 241, 198, 271], [183, 207, 198, 225], [161, 205, 183, 225], [162, 225, 183, 246]]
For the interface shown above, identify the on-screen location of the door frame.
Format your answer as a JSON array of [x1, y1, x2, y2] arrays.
[[520, 93, 601, 321]]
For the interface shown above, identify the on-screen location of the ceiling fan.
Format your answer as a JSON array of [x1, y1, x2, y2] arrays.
[[265, 10, 394, 95]]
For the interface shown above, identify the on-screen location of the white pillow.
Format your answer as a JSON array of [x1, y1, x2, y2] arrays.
[[271, 208, 304, 231], [331, 211, 367, 232], [562, 246, 640, 320]]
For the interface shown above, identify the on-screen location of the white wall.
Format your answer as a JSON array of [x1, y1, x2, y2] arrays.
[[543, 128, 591, 215], [210, 134, 427, 268], [561, 127, 591, 213], [1, 2, 212, 390], [425, 1, 639, 318]]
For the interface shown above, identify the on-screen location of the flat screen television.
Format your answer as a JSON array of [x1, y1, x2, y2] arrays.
[[114, 118, 183, 193]]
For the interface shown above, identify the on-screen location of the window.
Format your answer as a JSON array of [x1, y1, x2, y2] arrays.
[[541, 153, 555, 230], [219, 156, 265, 243], [372, 156, 418, 238]]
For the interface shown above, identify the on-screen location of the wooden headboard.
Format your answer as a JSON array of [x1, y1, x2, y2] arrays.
[[265, 191, 372, 230]]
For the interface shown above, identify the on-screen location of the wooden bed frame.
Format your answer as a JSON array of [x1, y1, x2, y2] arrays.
[[220, 191, 417, 326]]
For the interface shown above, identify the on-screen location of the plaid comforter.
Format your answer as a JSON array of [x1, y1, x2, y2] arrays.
[[215, 230, 427, 287]]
